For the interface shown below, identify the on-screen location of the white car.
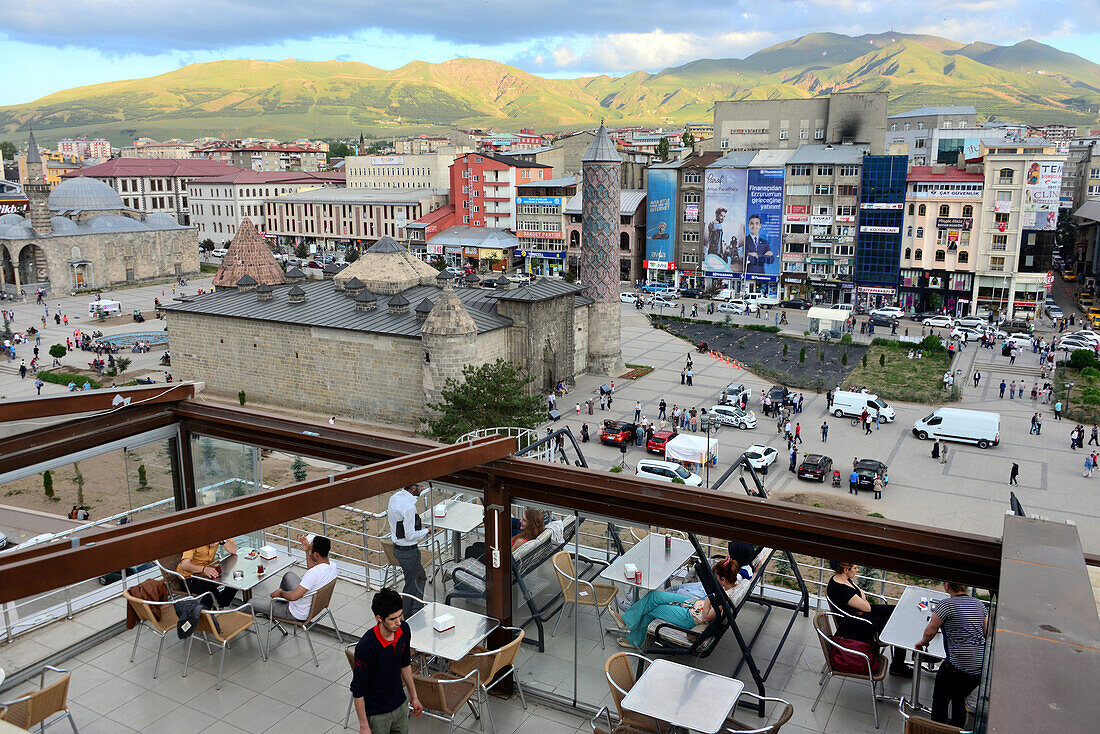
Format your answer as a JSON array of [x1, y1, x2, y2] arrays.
[[1057, 336, 1096, 351], [954, 316, 987, 329], [1071, 330, 1100, 343], [620, 292, 640, 303], [636, 459, 704, 486], [743, 444, 778, 474], [651, 296, 678, 308], [922, 316, 955, 328], [717, 302, 744, 314], [872, 306, 904, 319], [950, 326, 981, 341], [727, 299, 758, 313], [210, 248, 228, 258], [708, 404, 758, 429]]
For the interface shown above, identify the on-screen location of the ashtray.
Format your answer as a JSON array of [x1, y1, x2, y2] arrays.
[[232, 570, 245, 580]]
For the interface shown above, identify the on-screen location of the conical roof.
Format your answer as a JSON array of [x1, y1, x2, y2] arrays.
[[286, 267, 305, 278], [582, 123, 621, 163], [335, 236, 439, 295], [388, 292, 409, 307], [415, 298, 434, 313], [367, 235, 405, 253], [26, 129, 41, 165], [236, 274, 257, 286], [211, 218, 287, 288], [422, 284, 477, 336]]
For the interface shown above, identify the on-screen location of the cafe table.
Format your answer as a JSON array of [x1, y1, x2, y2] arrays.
[[217, 548, 296, 601], [429, 499, 484, 564], [621, 658, 744, 734], [599, 533, 695, 600], [878, 586, 948, 711], [406, 602, 499, 662]]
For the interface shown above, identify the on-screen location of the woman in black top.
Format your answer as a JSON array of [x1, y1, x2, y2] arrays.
[[827, 562, 912, 676]]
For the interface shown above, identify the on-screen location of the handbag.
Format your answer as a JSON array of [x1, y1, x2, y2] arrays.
[[829, 636, 881, 675]]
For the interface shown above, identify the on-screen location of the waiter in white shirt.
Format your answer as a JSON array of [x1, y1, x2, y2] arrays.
[[387, 484, 429, 617]]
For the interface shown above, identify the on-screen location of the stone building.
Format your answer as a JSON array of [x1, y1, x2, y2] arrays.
[[0, 132, 197, 294], [580, 125, 624, 375]]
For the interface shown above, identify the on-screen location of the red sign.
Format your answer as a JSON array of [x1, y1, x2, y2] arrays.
[[515, 229, 562, 239], [644, 260, 676, 270], [0, 198, 29, 215], [786, 204, 809, 215]]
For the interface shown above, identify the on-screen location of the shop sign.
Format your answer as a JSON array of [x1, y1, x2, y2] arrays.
[[994, 200, 1011, 213], [860, 202, 904, 210], [783, 275, 806, 284], [516, 229, 563, 239], [835, 215, 856, 223], [644, 260, 676, 270], [0, 198, 29, 214], [812, 236, 840, 244], [678, 269, 703, 277], [910, 189, 981, 199], [684, 204, 699, 222], [858, 286, 896, 295], [427, 244, 443, 255], [859, 225, 900, 234], [841, 283, 855, 290], [370, 156, 404, 165], [516, 196, 561, 206], [743, 273, 777, 282], [807, 257, 833, 264], [783, 214, 809, 223], [517, 250, 565, 260], [444, 246, 462, 254], [936, 217, 972, 231], [783, 253, 806, 261], [463, 246, 479, 256], [811, 215, 833, 225], [786, 204, 809, 215]]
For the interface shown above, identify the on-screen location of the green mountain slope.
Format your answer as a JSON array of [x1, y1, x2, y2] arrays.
[[3, 33, 1099, 145]]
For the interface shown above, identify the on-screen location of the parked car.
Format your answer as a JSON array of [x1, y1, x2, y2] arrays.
[[797, 454, 833, 482], [912, 310, 942, 322], [830, 391, 895, 422], [743, 444, 778, 474], [1064, 270, 1077, 281], [507, 273, 532, 284], [651, 295, 678, 309], [305, 260, 323, 269], [210, 248, 228, 258], [950, 326, 982, 341], [1001, 318, 1032, 334], [719, 382, 750, 406], [679, 288, 706, 299], [868, 312, 898, 327], [599, 420, 638, 447], [1070, 329, 1100, 343], [871, 306, 904, 319], [444, 266, 465, 276], [767, 385, 793, 406], [1057, 336, 1096, 352], [717, 301, 745, 314], [922, 315, 955, 328], [954, 316, 987, 329], [620, 292, 640, 303], [0, 529, 6, 550], [779, 299, 811, 310], [636, 459, 704, 486], [912, 408, 1000, 448], [641, 283, 675, 293], [645, 429, 675, 455], [708, 404, 758, 429], [743, 292, 781, 309]]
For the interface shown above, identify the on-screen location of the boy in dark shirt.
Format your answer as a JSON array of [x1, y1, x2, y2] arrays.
[[350, 588, 423, 734]]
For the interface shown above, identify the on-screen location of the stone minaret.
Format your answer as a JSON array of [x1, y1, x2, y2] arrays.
[[24, 130, 51, 235], [580, 124, 623, 375], [421, 273, 477, 410]]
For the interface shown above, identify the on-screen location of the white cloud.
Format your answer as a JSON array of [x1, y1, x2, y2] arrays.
[[556, 30, 778, 72]]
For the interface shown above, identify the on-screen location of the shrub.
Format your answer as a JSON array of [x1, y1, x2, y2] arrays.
[[1081, 366, 1100, 385], [608, 465, 624, 473], [671, 477, 686, 484], [841, 352, 848, 366], [48, 344, 67, 359], [799, 347, 806, 363], [841, 333, 853, 345], [871, 337, 894, 347], [43, 470, 53, 499], [879, 353, 886, 367], [867, 512, 885, 518], [238, 390, 247, 405], [862, 354, 868, 367], [920, 334, 945, 353], [291, 455, 308, 482], [36, 371, 101, 389], [1070, 349, 1099, 370], [115, 357, 131, 375], [137, 464, 150, 491], [783, 343, 788, 357], [1081, 386, 1100, 405]]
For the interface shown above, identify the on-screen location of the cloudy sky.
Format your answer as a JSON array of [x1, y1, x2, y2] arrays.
[[0, 0, 1097, 105]]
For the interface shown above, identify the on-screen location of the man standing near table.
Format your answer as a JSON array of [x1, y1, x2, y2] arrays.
[[916, 581, 988, 726], [178, 538, 239, 608], [350, 588, 423, 734], [251, 534, 338, 622], [388, 485, 429, 618]]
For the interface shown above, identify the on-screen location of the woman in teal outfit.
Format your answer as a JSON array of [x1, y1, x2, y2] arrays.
[[610, 558, 741, 649]]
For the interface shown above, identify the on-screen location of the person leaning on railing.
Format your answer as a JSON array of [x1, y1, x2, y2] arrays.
[[177, 538, 238, 608]]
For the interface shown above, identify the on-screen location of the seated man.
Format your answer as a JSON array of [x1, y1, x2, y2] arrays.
[[177, 537, 239, 608], [251, 534, 338, 622]]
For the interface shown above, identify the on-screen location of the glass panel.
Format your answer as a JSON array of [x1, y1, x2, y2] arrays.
[[191, 434, 262, 549]]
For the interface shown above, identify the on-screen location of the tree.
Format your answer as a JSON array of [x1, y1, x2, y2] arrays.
[[200, 238, 216, 252], [429, 255, 446, 271], [42, 470, 53, 500], [291, 456, 308, 482], [327, 142, 351, 160], [116, 357, 132, 375], [137, 464, 150, 491], [799, 347, 805, 363], [72, 462, 85, 507], [295, 241, 309, 259], [425, 359, 545, 442], [238, 390, 247, 405], [1070, 349, 1098, 370], [879, 352, 886, 367], [0, 141, 15, 161], [345, 246, 360, 264], [655, 137, 671, 161], [681, 130, 696, 151], [49, 344, 67, 360]]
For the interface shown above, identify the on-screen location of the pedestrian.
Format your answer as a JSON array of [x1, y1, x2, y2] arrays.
[[1009, 381, 1016, 399], [1029, 414, 1037, 435], [599, 393, 606, 410], [634, 401, 641, 422], [821, 421, 829, 442], [1035, 413, 1042, 435], [826, 389, 834, 410], [999, 380, 1006, 399], [794, 423, 802, 444], [973, 371, 981, 388], [387, 484, 429, 618], [18, 360, 26, 379], [1054, 400, 1062, 420], [686, 368, 693, 386], [1009, 463, 1019, 486], [1070, 427, 1079, 450], [940, 440, 948, 464], [932, 441, 940, 460], [635, 424, 644, 447], [1086, 454, 1094, 478], [864, 412, 873, 435], [1078, 424, 1086, 449], [784, 420, 792, 441], [681, 369, 686, 385], [875, 408, 881, 430], [849, 469, 859, 495], [797, 394, 804, 413], [658, 399, 667, 420], [1009, 347, 1017, 365], [576, 402, 581, 415], [607, 393, 613, 410], [1090, 426, 1098, 447], [788, 447, 797, 472], [34, 378, 43, 395], [349, 587, 424, 734]]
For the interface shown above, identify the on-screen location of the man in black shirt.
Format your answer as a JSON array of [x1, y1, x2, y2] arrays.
[[350, 588, 423, 734]]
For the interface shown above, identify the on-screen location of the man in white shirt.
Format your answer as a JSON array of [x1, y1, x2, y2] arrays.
[[388, 484, 429, 617], [252, 534, 338, 622]]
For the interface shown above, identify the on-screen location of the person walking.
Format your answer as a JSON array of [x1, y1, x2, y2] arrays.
[[1070, 426, 1079, 450], [1035, 412, 1042, 435], [999, 380, 1006, 399], [686, 368, 693, 387], [599, 393, 606, 411], [932, 440, 940, 461], [1054, 400, 1062, 420], [940, 440, 948, 464], [864, 412, 873, 435], [350, 587, 424, 734], [681, 369, 686, 385], [794, 423, 803, 444], [973, 371, 981, 388], [1009, 462, 1019, 486], [658, 399, 667, 420], [821, 421, 829, 442], [1077, 424, 1086, 449], [634, 401, 642, 422], [1029, 413, 1037, 435], [1009, 380, 1016, 399], [387, 484, 429, 618], [1090, 425, 1099, 447], [784, 420, 792, 442], [788, 447, 798, 472], [34, 378, 43, 395], [848, 469, 860, 495], [1086, 454, 1094, 478]]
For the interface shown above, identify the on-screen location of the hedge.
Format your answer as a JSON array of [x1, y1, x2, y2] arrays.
[[37, 371, 101, 389]]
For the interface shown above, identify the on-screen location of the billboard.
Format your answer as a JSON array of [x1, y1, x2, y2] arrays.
[[1023, 161, 1062, 231], [702, 168, 783, 280], [645, 169, 677, 267]]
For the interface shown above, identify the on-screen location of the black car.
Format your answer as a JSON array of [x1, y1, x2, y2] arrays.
[[853, 459, 887, 492], [768, 385, 793, 406], [797, 454, 833, 482], [679, 288, 706, 299], [779, 298, 811, 310], [868, 312, 898, 327], [912, 310, 942, 322]]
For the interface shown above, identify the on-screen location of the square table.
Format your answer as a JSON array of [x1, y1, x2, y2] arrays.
[[879, 586, 948, 710], [600, 534, 695, 597], [217, 549, 296, 600], [621, 658, 744, 734], [430, 499, 484, 562], [406, 602, 499, 662]]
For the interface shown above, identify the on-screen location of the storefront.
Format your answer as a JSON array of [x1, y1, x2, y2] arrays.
[[856, 285, 898, 311], [478, 247, 508, 272], [444, 246, 463, 267], [520, 249, 566, 276], [462, 246, 479, 269], [644, 260, 676, 288], [781, 273, 807, 299], [678, 269, 704, 290], [974, 275, 1044, 320], [898, 269, 973, 315]]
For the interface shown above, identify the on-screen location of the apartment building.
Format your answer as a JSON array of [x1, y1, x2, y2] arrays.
[[449, 152, 553, 231], [120, 141, 194, 159], [885, 106, 978, 164], [345, 150, 465, 190], [851, 155, 908, 310], [57, 138, 112, 160], [191, 143, 326, 172], [188, 170, 345, 240], [393, 136, 452, 155], [645, 152, 724, 290], [710, 92, 887, 154], [897, 164, 984, 313], [515, 176, 578, 277]]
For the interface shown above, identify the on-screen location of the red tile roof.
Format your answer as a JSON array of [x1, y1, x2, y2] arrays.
[[65, 158, 239, 179], [190, 170, 344, 185], [907, 166, 984, 182]]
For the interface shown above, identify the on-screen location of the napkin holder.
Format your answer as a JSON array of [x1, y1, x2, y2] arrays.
[[433, 613, 455, 633], [433, 503, 448, 519], [624, 563, 639, 579], [258, 545, 278, 560]]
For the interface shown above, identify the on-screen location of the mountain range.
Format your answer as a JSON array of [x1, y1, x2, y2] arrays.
[[3, 32, 1100, 146]]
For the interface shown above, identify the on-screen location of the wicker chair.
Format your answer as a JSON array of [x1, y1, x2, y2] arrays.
[[450, 626, 526, 713], [183, 602, 266, 690], [551, 550, 618, 649], [261, 576, 342, 667], [604, 652, 662, 733], [0, 666, 78, 732], [898, 698, 972, 734], [589, 705, 658, 734], [721, 691, 795, 733], [123, 589, 201, 678], [414, 669, 482, 734], [811, 611, 889, 729]]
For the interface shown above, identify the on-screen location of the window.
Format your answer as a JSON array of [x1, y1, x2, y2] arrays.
[[891, 124, 898, 132], [779, 128, 789, 140], [995, 212, 1009, 224], [683, 192, 700, 204], [935, 250, 946, 262], [998, 168, 1014, 184], [1090, 168, 1100, 180], [463, 215, 470, 224], [471, 205, 480, 212], [908, 203, 914, 215], [962, 205, 973, 218], [917, 122, 925, 130], [799, 128, 808, 140], [906, 226, 913, 237], [837, 185, 858, 197], [683, 171, 702, 183], [997, 190, 1011, 202], [839, 165, 859, 177], [904, 123, 911, 131], [721, 138, 729, 149], [790, 165, 811, 177], [916, 227, 924, 238], [835, 244, 855, 257], [918, 204, 926, 216], [914, 249, 922, 259], [814, 184, 833, 195], [814, 128, 825, 140], [990, 256, 1005, 271], [817, 165, 833, 176], [904, 247, 911, 259], [681, 252, 699, 263], [784, 224, 808, 234], [682, 232, 700, 242], [958, 252, 969, 263], [992, 234, 1008, 249], [939, 204, 950, 217], [914, 138, 926, 149], [943, 121, 952, 130], [815, 205, 830, 216]]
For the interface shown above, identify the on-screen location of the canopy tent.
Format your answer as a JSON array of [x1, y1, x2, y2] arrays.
[[806, 306, 849, 336], [665, 433, 718, 467], [88, 300, 121, 317]]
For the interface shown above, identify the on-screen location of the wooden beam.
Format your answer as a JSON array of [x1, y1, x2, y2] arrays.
[[0, 436, 515, 602], [0, 382, 198, 423]]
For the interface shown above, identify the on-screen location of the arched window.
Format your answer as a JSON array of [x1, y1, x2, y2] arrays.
[[904, 247, 911, 259], [914, 249, 923, 260], [962, 205, 973, 218], [918, 204, 926, 216], [916, 227, 924, 239], [939, 204, 950, 217], [620, 232, 630, 251], [958, 251, 969, 264], [908, 203, 914, 215], [906, 226, 913, 237], [569, 230, 580, 248], [934, 250, 946, 262], [999, 168, 1014, 183]]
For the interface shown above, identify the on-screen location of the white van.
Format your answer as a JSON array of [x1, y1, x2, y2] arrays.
[[744, 292, 780, 309], [830, 391, 895, 422], [912, 408, 1000, 448]]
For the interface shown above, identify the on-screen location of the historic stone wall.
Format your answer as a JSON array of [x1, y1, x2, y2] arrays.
[[573, 304, 589, 376], [495, 294, 577, 392]]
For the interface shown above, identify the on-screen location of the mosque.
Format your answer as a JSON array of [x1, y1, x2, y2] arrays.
[[0, 132, 197, 295], [163, 126, 625, 427]]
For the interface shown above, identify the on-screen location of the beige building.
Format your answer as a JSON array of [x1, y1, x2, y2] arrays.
[[710, 92, 887, 154], [394, 137, 453, 155], [189, 170, 345, 241], [191, 144, 326, 172], [345, 150, 466, 190], [121, 141, 194, 159]]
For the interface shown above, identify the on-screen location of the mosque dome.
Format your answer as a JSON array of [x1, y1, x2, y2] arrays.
[[48, 177, 124, 212], [334, 235, 439, 295]]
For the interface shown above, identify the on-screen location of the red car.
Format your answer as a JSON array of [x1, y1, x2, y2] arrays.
[[600, 420, 638, 447], [646, 429, 674, 455]]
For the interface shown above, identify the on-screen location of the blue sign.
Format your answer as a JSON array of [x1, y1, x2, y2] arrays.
[[646, 169, 677, 267], [516, 196, 561, 206], [518, 250, 566, 260]]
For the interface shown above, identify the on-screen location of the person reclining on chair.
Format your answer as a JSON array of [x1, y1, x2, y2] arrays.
[[608, 558, 741, 649], [619, 544, 756, 609], [827, 561, 912, 677], [251, 534, 338, 622]]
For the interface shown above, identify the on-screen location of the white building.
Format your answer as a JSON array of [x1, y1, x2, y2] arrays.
[[345, 149, 467, 190], [57, 138, 112, 160]]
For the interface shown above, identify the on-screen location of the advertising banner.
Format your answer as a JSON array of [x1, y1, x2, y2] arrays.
[[645, 169, 677, 268], [936, 217, 972, 231], [835, 215, 856, 223], [811, 215, 833, 225], [1023, 161, 1062, 231], [702, 167, 783, 281], [0, 198, 29, 215], [371, 156, 404, 165], [427, 244, 444, 255], [859, 225, 900, 234], [516, 196, 561, 206], [684, 204, 699, 222]]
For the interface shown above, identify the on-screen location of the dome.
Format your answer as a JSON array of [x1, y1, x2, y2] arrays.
[[48, 177, 124, 212], [82, 214, 147, 233], [49, 217, 82, 234], [0, 213, 25, 226], [145, 213, 181, 229], [0, 218, 34, 239]]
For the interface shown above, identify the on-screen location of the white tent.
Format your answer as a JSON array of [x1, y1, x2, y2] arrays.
[[88, 300, 121, 317], [807, 306, 849, 335], [665, 434, 718, 467]]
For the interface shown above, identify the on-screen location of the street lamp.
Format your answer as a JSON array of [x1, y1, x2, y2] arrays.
[[1066, 381, 1076, 414], [700, 414, 720, 489]]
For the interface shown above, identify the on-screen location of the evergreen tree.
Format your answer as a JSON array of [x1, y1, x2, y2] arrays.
[[72, 462, 85, 507], [43, 470, 53, 499], [682, 130, 696, 150], [137, 464, 149, 491], [425, 359, 544, 442], [655, 137, 671, 161], [291, 456, 308, 482]]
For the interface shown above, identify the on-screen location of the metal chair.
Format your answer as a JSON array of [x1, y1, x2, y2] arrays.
[[589, 705, 656, 734], [123, 589, 211, 678], [604, 652, 662, 733], [343, 643, 357, 729], [551, 550, 617, 649], [449, 626, 527, 713], [183, 602, 266, 690], [721, 691, 795, 733], [261, 576, 342, 667], [414, 668, 483, 734], [0, 666, 78, 733], [811, 611, 889, 729], [156, 557, 194, 599]]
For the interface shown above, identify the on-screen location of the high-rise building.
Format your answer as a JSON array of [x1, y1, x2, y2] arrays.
[[853, 155, 908, 310], [711, 92, 887, 154]]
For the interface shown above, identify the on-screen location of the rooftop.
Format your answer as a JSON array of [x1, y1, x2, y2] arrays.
[[907, 166, 985, 182], [517, 175, 578, 189], [888, 106, 978, 119], [188, 171, 345, 186], [564, 189, 646, 216], [786, 143, 871, 165], [65, 158, 239, 179], [425, 226, 519, 249], [264, 187, 448, 206]]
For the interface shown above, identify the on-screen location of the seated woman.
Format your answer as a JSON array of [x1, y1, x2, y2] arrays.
[[827, 561, 911, 676], [609, 557, 741, 649], [511, 507, 545, 551]]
